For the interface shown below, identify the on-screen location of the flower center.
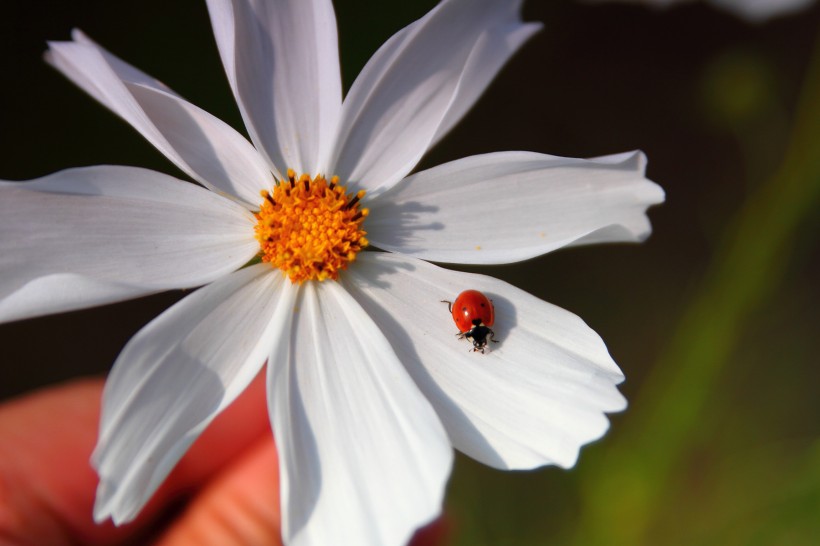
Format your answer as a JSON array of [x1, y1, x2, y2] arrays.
[[254, 170, 369, 283]]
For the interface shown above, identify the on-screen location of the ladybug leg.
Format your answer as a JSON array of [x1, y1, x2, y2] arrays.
[[440, 300, 453, 313], [488, 328, 498, 344]]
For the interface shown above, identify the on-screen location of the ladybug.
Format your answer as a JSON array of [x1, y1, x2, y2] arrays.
[[442, 289, 498, 353]]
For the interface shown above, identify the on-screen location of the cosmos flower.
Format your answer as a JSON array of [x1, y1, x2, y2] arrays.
[[587, 0, 815, 22], [0, 1, 664, 545]]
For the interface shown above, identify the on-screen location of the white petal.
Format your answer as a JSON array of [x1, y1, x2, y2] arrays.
[[268, 281, 452, 546], [590, 0, 815, 22], [431, 20, 541, 145], [367, 150, 664, 264], [327, 0, 535, 194], [68, 29, 174, 94], [0, 166, 256, 324], [344, 252, 626, 470], [46, 32, 272, 206], [710, 0, 815, 20], [205, 0, 342, 176], [93, 265, 297, 524]]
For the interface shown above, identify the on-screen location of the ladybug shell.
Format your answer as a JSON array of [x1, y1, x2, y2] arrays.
[[451, 290, 494, 333]]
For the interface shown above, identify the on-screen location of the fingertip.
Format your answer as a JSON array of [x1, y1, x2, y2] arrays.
[[154, 437, 280, 546], [0, 378, 129, 545], [0, 372, 272, 546]]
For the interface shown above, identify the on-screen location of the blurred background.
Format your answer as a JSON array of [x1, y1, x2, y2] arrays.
[[2, 0, 819, 544]]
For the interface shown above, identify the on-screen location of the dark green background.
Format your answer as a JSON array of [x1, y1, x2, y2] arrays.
[[2, 1, 819, 544]]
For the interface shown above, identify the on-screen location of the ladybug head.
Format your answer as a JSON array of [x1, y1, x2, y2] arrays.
[[469, 324, 490, 350]]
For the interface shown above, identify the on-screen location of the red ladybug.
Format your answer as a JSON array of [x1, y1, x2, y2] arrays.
[[442, 289, 498, 353]]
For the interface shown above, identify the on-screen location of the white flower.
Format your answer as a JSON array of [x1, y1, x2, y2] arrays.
[[0, 1, 664, 545], [587, 0, 815, 21]]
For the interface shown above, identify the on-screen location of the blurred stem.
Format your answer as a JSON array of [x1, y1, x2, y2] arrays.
[[572, 31, 820, 546], [689, 439, 820, 546]]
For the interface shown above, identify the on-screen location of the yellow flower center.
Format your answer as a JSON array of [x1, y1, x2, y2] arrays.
[[254, 169, 369, 283]]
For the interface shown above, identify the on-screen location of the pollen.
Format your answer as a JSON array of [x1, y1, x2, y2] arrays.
[[254, 170, 369, 283]]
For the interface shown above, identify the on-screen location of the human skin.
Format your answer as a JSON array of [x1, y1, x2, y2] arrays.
[[0, 374, 446, 546]]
